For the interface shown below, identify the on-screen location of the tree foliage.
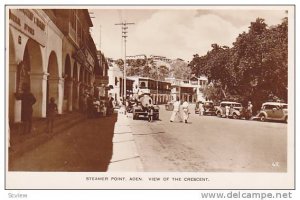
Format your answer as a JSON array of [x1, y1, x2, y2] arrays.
[[125, 58, 170, 81], [189, 18, 288, 111], [170, 59, 192, 80]]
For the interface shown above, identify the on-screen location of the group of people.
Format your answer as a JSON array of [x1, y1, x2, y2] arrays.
[[170, 97, 190, 124], [14, 83, 58, 134], [169, 98, 253, 123], [14, 83, 116, 135], [85, 93, 115, 118]]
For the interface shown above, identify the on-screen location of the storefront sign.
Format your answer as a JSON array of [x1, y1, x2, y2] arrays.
[[9, 9, 46, 46]]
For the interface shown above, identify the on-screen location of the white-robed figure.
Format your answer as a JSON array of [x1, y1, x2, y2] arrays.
[[199, 102, 204, 116], [170, 97, 182, 122], [182, 100, 190, 123], [225, 105, 230, 118]]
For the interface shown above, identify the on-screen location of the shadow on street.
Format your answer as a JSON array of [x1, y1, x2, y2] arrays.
[[9, 113, 118, 172]]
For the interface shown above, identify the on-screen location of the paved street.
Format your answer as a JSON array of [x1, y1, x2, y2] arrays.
[[9, 105, 287, 172], [129, 105, 287, 172]]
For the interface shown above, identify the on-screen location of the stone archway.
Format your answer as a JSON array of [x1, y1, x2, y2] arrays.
[[25, 39, 44, 118], [78, 66, 85, 112], [11, 38, 44, 120], [72, 62, 79, 110], [9, 29, 17, 124], [47, 51, 59, 113], [63, 54, 72, 112]]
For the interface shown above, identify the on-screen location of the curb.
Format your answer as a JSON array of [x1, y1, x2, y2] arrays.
[[107, 108, 144, 172]]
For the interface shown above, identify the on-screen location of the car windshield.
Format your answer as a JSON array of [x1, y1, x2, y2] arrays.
[[233, 104, 242, 107], [263, 104, 287, 109]]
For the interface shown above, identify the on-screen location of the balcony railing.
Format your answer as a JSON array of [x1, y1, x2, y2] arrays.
[[69, 24, 77, 45]]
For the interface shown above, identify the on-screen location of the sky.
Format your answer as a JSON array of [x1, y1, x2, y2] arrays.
[[89, 7, 288, 62]]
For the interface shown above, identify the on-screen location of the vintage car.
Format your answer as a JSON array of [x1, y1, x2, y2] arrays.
[[195, 101, 216, 115], [132, 93, 159, 120], [257, 102, 288, 123], [215, 101, 243, 119]]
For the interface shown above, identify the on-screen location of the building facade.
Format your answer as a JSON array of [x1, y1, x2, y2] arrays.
[[128, 76, 172, 104], [8, 9, 99, 124], [107, 59, 134, 104], [93, 51, 109, 100], [165, 76, 208, 103], [107, 59, 122, 103]]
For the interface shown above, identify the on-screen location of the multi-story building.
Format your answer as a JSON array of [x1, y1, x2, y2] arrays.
[[107, 59, 134, 104], [126, 54, 147, 60], [149, 55, 172, 70], [8, 9, 99, 124], [93, 50, 109, 100], [128, 76, 172, 104], [165, 76, 208, 103], [149, 55, 172, 63]]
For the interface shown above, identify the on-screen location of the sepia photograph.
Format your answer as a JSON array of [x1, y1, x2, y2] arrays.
[[5, 5, 295, 189]]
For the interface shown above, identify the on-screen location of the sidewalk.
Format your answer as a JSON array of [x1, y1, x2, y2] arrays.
[[107, 107, 144, 171], [9, 112, 86, 160]]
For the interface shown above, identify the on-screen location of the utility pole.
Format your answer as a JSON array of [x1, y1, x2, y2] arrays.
[[115, 21, 134, 112], [99, 25, 101, 49]]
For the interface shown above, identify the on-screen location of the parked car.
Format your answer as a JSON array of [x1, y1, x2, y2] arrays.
[[195, 101, 216, 115], [203, 101, 216, 115], [257, 102, 288, 123], [165, 101, 174, 111], [215, 101, 243, 119]]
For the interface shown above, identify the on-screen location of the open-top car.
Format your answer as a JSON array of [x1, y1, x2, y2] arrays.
[[257, 102, 288, 123], [215, 101, 243, 119], [132, 93, 159, 120]]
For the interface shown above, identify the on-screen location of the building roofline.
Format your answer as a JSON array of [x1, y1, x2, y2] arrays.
[[83, 9, 93, 27], [127, 76, 171, 84]]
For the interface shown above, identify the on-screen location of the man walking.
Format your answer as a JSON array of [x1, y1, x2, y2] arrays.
[[107, 94, 114, 116], [46, 97, 58, 133], [182, 100, 190, 123], [247, 101, 253, 116], [15, 83, 36, 134], [199, 101, 204, 116], [170, 97, 182, 122]]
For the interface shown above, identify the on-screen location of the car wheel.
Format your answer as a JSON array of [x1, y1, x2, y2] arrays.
[[260, 114, 266, 122], [232, 113, 238, 119], [216, 112, 221, 117]]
